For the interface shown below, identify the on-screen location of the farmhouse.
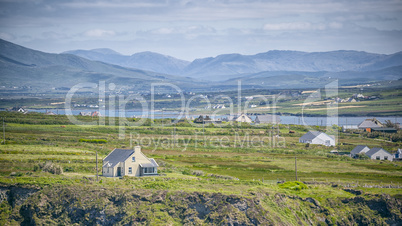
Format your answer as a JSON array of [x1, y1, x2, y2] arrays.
[[102, 146, 158, 177], [299, 131, 336, 146], [254, 114, 280, 124], [365, 147, 393, 161], [357, 118, 383, 131], [350, 145, 370, 157]]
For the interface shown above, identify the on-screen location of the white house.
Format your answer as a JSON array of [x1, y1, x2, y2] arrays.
[[365, 148, 393, 161], [299, 131, 336, 146], [255, 114, 280, 124], [102, 146, 158, 177]]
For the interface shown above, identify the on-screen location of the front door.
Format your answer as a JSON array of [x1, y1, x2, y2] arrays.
[[117, 167, 121, 176]]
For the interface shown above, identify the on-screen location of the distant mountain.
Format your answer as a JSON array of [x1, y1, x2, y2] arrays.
[[226, 66, 402, 88], [182, 50, 402, 80], [64, 49, 190, 75], [65, 47, 402, 83], [0, 39, 200, 91]]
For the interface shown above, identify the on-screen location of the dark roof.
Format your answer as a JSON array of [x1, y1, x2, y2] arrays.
[[299, 131, 321, 141], [255, 114, 280, 124], [358, 118, 383, 129], [350, 145, 370, 155], [103, 149, 134, 168], [371, 127, 397, 133], [366, 147, 391, 157]]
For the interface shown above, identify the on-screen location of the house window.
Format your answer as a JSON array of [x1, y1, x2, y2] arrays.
[[132, 157, 135, 162], [107, 168, 109, 173], [128, 167, 132, 174], [143, 167, 155, 174], [376, 156, 380, 160], [384, 156, 388, 160]]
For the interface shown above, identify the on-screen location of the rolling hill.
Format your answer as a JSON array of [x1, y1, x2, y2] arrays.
[[0, 39, 201, 92], [64, 49, 190, 76]]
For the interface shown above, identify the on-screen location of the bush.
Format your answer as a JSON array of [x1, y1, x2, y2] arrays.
[[34, 161, 63, 175], [79, 138, 107, 143], [192, 170, 204, 176], [355, 153, 370, 160], [278, 181, 308, 191]]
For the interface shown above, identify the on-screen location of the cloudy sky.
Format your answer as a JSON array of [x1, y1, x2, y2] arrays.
[[1, 0, 402, 60]]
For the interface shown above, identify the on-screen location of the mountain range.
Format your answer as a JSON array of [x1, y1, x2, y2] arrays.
[[65, 48, 402, 81], [1, 38, 401, 92]]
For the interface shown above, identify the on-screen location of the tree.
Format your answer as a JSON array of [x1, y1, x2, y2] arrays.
[[384, 120, 399, 130]]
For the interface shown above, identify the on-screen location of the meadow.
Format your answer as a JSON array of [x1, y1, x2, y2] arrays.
[[0, 111, 401, 187], [0, 111, 401, 225]]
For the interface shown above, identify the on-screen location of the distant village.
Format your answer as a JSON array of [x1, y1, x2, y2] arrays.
[[7, 106, 400, 162]]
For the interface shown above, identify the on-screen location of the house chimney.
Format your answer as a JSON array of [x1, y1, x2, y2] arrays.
[[134, 146, 141, 153]]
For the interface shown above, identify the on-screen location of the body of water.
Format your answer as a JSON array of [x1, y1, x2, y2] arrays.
[[27, 109, 401, 127]]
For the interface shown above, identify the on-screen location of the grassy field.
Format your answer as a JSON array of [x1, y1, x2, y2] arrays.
[[0, 111, 401, 186], [0, 111, 401, 225]]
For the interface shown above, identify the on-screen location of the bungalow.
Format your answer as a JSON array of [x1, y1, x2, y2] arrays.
[[350, 145, 370, 157], [365, 147, 393, 161], [102, 146, 158, 177], [299, 131, 336, 146], [254, 114, 280, 125], [357, 118, 383, 131]]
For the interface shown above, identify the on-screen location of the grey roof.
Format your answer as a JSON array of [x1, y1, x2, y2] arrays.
[[358, 118, 383, 129], [366, 147, 391, 157], [149, 158, 159, 167], [103, 149, 134, 168], [255, 114, 280, 123], [299, 131, 322, 141], [350, 145, 370, 155], [139, 158, 158, 168]]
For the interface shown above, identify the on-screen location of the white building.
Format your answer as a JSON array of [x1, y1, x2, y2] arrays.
[[103, 146, 158, 177], [299, 131, 336, 146]]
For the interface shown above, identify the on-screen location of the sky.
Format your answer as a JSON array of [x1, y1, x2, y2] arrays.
[[0, 0, 402, 61]]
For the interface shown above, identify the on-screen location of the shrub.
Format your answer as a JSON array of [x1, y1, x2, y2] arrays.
[[34, 161, 63, 175], [278, 181, 308, 191], [79, 138, 107, 143], [192, 170, 204, 176], [355, 153, 370, 160]]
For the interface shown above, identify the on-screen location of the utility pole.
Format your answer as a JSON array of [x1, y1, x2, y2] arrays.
[[96, 150, 98, 181], [162, 108, 164, 128], [295, 154, 298, 181], [2, 117, 5, 145]]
